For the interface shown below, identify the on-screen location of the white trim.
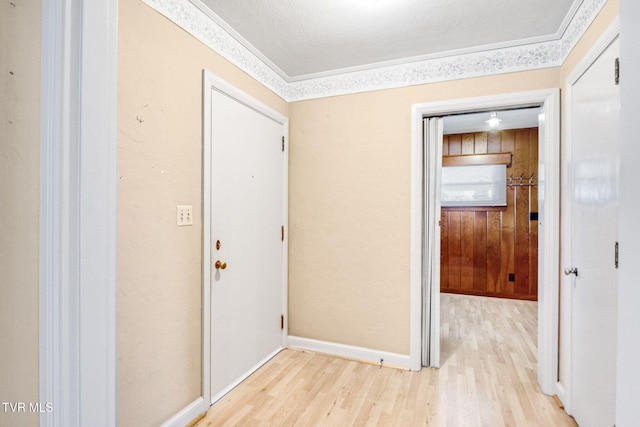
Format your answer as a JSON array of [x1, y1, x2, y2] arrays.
[[565, 18, 620, 84], [410, 89, 561, 394], [555, 382, 568, 411], [287, 0, 585, 84], [160, 397, 208, 427], [537, 89, 562, 396], [282, 123, 290, 347], [557, 0, 586, 40], [189, 0, 290, 82], [143, 0, 290, 99], [200, 70, 213, 415], [188, 0, 583, 85], [204, 71, 288, 124], [202, 70, 289, 406], [561, 18, 620, 415], [288, 336, 412, 370], [40, 1, 73, 423], [290, 37, 556, 84], [39, 1, 118, 426], [210, 348, 284, 404], [141, 0, 606, 101], [409, 111, 424, 371]]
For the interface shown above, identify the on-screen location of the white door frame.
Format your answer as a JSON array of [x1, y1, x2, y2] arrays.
[[561, 18, 620, 416], [201, 69, 289, 407], [39, 1, 118, 426], [409, 89, 561, 396]]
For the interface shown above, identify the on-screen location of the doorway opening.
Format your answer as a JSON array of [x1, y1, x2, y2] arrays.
[[409, 89, 560, 397], [438, 108, 541, 368]]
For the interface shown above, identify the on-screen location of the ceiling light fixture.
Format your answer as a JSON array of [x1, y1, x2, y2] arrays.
[[485, 112, 502, 132]]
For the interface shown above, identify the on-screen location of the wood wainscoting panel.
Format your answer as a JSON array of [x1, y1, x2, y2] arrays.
[[486, 211, 501, 293], [529, 131, 539, 297], [473, 211, 488, 292], [514, 130, 531, 296], [441, 128, 538, 300], [460, 211, 475, 291], [440, 210, 450, 290], [447, 211, 462, 291]]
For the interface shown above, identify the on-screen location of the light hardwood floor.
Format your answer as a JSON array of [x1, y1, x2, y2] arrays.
[[197, 294, 576, 426]]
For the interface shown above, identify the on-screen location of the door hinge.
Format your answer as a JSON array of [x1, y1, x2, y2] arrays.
[[615, 57, 620, 85], [615, 241, 619, 269], [282, 136, 285, 152], [281, 225, 284, 242], [280, 314, 284, 330]]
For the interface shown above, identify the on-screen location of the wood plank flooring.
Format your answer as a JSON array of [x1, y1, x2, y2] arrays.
[[197, 294, 576, 426]]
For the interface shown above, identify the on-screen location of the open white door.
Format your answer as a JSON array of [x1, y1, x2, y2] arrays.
[[565, 36, 619, 426], [203, 71, 288, 403], [422, 117, 443, 368]]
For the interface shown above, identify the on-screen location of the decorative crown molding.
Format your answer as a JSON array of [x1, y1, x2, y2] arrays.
[[142, 0, 607, 102]]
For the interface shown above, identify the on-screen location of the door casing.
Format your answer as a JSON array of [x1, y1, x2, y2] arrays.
[[410, 89, 561, 398], [39, 1, 118, 426]]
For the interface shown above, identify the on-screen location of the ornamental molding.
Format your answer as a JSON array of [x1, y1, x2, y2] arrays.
[[142, 0, 607, 102]]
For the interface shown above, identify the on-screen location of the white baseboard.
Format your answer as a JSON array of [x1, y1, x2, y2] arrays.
[[162, 347, 283, 426], [555, 381, 571, 415], [160, 396, 208, 427], [210, 347, 283, 404], [288, 336, 412, 370]]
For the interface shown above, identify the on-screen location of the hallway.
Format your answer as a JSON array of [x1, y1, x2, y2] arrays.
[[198, 294, 575, 426]]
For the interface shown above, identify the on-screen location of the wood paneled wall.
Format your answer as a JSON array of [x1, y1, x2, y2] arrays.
[[440, 129, 538, 300]]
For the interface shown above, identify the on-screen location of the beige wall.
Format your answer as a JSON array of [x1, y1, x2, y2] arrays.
[[289, 70, 559, 354], [0, 1, 40, 426], [117, 0, 287, 425], [288, 0, 619, 359]]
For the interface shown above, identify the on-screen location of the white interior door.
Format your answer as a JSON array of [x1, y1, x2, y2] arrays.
[[568, 37, 619, 427], [207, 80, 286, 400]]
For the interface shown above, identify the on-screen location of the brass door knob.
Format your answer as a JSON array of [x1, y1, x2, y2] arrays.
[[215, 260, 227, 270]]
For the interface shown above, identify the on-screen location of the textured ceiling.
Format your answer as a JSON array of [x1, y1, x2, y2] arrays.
[[200, 0, 579, 80]]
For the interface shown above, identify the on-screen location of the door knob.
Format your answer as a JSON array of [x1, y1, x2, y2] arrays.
[[564, 267, 578, 277], [215, 260, 227, 270]]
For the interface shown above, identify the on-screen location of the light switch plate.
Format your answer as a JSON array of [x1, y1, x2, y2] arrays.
[[176, 205, 193, 226]]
